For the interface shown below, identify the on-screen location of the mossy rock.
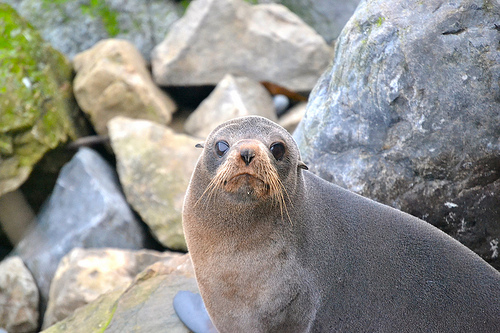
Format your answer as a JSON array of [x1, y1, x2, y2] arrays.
[[0, 4, 86, 196], [42, 263, 197, 333]]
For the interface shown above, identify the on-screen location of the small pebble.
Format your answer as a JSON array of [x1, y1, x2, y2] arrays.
[[273, 94, 290, 116]]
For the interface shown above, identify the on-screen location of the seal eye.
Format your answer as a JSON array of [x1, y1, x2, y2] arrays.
[[270, 142, 285, 161], [215, 140, 229, 157]]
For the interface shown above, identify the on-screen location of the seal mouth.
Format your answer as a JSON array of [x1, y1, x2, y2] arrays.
[[225, 172, 268, 195], [227, 172, 263, 183]]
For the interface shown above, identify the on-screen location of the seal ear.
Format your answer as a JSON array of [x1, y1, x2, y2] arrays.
[[298, 160, 308, 170], [195, 142, 204, 149]]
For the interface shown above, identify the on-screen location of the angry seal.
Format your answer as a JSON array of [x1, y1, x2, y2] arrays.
[[182, 116, 500, 332]]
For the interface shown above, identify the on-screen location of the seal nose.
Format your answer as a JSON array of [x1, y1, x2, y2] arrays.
[[240, 148, 255, 166]]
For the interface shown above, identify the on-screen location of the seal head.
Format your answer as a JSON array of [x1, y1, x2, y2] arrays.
[[191, 116, 307, 221]]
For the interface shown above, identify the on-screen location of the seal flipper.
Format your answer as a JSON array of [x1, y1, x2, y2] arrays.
[[173, 290, 218, 333], [195, 143, 204, 149], [298, 160, 308, 170]]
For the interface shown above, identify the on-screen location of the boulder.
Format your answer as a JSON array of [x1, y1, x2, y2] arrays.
[[41, 254, 197, 333], [2, 0, 183, 60], [73, 39, 177, 136], [184, 74, 277, 138], [294, 0, 500, 268], [0, 256, 39, 333], [108, 117, 200, 251], [261, 0, 361, 44], [14, 148, 148, 312], [152, 0, 333, 91], [0, 4, 87, 197], [43, 248, 182, 328]]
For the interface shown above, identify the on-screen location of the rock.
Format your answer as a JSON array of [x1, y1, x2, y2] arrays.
[[273, 94, 290, 116], [294, 0, 500, 268], [73, 39, 177, 136], [184, 74, 277, 138], [152, 0, 333, 91], [261, 0, 361, 44], [278, 102, 307, 133], [108, 117, 200, 251], [0, 189, 34, 245], [2, 0, 183, 61], [0, 4, 87, 197], [14, 147, 148, 313], [0, 256, 39, 333], [43, 248, 182, 328], [41, 254, 197, 333]]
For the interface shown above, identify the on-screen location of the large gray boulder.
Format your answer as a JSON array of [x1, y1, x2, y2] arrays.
[[3, 0, 183, 61], [152, 0, 333, 91], [15, 148, 148, 311], [294, 0, 500, 268]]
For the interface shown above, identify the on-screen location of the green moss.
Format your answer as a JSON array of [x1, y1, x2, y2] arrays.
[[376, 16, 385, 27], [180, 0, 191, 12], [81, 0, 120, 37], [98, 300, 118, 332], [41, 0, 120, 37], [41, 288, 124, 333]]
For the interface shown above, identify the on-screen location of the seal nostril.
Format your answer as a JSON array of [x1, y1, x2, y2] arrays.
[[240, 149, 255, 166]]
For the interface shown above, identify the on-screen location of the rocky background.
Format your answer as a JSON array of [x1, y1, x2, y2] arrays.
[[0, 0, 498, 332]]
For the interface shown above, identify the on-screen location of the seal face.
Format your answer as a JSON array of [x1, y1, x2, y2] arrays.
[[183, 116, 500, 333]]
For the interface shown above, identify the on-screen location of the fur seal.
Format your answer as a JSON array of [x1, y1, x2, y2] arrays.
[[182, 116, 500, 332]]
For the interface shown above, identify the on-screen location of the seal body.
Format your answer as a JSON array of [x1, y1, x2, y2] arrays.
[[182, 116, 500, 332]]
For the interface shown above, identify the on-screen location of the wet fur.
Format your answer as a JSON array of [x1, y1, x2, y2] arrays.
[[183, 116, 500, 332]]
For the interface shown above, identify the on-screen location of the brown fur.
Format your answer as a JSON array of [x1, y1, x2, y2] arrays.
[[183, 116, 500, 333]]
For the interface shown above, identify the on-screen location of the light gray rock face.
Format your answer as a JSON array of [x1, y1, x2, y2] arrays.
[[108, 117, 200, 251], [0, 256, 39, 333], [3, 0, 183, 61], [15, 148, 147, 311], [73, 39, 177, 135], [185, 74, 277, 138], [294, 0, 500, 268], [262, 0, 361, 43], [43, 248, 182, 328], [152, 0, 333, 91]]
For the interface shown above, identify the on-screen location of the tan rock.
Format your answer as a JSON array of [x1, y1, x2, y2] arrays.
[[184, 74, 277, 138], [278, 102, 307, 133], [74, 39, 176, 135], [43, 248, 182, 328], [108, 117, 201, 251], [151, 0, 333, 91], [0, 256, 39, 333], [41, 254, 197, 333]]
